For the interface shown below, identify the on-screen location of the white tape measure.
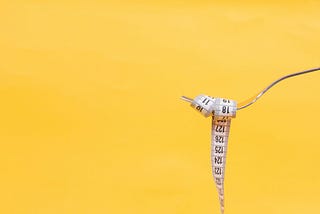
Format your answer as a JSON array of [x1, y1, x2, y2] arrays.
[[181, 67, 319, 214], [186, 95, 236, 214]]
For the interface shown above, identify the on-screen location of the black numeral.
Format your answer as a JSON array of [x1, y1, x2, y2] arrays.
[[222, 106, 230, 114], [215, 167, 222, 175], [217, 119, 227, 123], [215, 178, 222, 185], [215, 136, 224, 143], [202, 98, 210, 105], [215, 156, 223, 164], [215, 126, 225, 132], [215, 146, 224, 154], [196, 105, 203, 112]]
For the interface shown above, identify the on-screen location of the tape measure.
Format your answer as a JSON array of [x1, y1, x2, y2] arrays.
[[181, 67, 320, 214], [188, 95, 236, 214]]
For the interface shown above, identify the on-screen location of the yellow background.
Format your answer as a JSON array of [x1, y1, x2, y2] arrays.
[[0, 1, 319, 213]]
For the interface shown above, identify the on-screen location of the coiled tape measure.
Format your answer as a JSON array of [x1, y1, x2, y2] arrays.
[[181, 67, 320, 214]]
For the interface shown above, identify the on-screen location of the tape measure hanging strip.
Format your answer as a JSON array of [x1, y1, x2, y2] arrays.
[[212, 117, 231, 214], [190, 95, 237, 214]]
